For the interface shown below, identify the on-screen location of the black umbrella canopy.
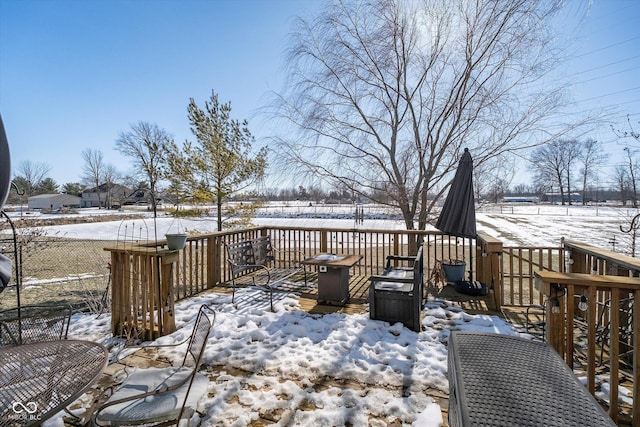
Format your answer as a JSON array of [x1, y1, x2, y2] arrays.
[[435, 148, 476, 238], [0, 113, 10, 209], [0, 113, 12, 292]]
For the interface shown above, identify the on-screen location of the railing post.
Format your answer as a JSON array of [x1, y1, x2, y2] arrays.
[[109, 250, 127, 339], [393, 232, 399, 257], [320, 230, 328, 253], [208, 236, 221, 286], [609, 287, 620, 423], [567, 245, 588, 273], [534, 272, 567, 358], [157, 251, 179, 337], [105, 245, 179, 340], [476, 232, 503, 310], [547, 283, 567, 359]]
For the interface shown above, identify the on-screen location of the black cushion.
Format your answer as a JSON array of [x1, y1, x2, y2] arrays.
[[454, 280, 487, 296]]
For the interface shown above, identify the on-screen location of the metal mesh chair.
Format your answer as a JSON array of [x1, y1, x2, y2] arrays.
[[0, 304, 72, 347], [94, 305, 215, 426]]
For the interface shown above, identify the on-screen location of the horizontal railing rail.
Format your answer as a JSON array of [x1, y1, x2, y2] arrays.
[[564, 239, 640, 277]]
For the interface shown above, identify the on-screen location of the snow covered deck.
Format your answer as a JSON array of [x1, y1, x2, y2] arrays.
[[100, 225, 636, 425]]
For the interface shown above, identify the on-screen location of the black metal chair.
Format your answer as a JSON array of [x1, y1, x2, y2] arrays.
[[525, 303, 546, 341]]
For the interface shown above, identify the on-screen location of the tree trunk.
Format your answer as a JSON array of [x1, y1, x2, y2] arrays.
[[566, 171, 572, 205], [217, 190, 223, 231]]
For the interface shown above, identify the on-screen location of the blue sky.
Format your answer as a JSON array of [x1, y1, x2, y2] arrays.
[[1, 0, 639, 189]]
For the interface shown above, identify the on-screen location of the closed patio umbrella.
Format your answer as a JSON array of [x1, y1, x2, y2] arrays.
[[0, 114, 10, 210], [435, 148, 476, 239], [435, 148, 485, 294], [0, 113, 12, 292]]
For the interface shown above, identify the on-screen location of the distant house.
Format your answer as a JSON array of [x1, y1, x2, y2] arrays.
[[81, 184, 131, 208], [28, 193, 81, 210], [541, 192, 582, 204], [502, 196, 540, 203], [123, 188, 174, 206], [123, 188, 150, 205]]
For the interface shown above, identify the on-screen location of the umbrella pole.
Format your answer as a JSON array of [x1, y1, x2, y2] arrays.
[[468, 236, 473, 283]]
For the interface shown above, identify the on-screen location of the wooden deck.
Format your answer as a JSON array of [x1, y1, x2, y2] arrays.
[[222, 270, 497, 313], [77, 272, 634, 427], [213, 271, 504, 426], [221, 271, 638, 425]]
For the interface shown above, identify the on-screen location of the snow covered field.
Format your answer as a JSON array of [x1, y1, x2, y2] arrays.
[[3, 203, 634, 426], [476, 204, 638, 251], [9, 202, 639, 254]]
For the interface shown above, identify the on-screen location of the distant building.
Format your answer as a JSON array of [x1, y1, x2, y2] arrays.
[[123, 188, 174, 206], [81, 184, 131, 208], [28, 193, 81, 210], [541, 192, 582, 204], [502, 196, 540, 203]]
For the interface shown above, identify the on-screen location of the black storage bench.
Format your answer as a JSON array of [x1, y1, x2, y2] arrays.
[[448, 331, 615, 427], [368, 245, 424, 332]]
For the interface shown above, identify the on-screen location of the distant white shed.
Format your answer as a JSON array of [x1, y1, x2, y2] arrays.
[[28, 193, 82, 210]]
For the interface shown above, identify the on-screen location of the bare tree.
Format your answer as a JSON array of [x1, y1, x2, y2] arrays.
[[15, 160, 51, 196], [102, 164, 120, 208], [81, 148, 105, 208], [612, 115, 640, 206], [116, 122, 172, 217], [474, 155, 514, 202], [562, 139, 581, 205], [612, 114, 640, 145], [272, 0, 588, 231], [623, 147, 638, 208], [613, 165, 631, 206], [531, 140, 566, 204], [578, 139, 607, 205]]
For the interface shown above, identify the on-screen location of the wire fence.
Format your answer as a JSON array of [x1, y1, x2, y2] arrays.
[[0, 237, 117, 312]]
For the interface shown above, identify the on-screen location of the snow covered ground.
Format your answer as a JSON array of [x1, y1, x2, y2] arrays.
[[56, 287, 520, 427], [3, 203, 634, 426], [476, 204, 638, 251]]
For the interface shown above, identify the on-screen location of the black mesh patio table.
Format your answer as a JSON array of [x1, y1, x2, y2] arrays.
[[448, 331, 615, 427], [0, 340, 108, 427]]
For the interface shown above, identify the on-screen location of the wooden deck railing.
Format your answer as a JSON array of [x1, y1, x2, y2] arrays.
[[499, 245, 565, 306], [535, 270, 639, 425], [105, 226, 486, 327], [104, 245, 180, 340], [107, 227, 640, 315], [172, 226, 478, 294], [105, 227, 638, 320], [106, 225, 636, 424]]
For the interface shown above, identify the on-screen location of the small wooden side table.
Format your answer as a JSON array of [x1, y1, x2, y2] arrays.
[[302, 254, 362, 306]]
